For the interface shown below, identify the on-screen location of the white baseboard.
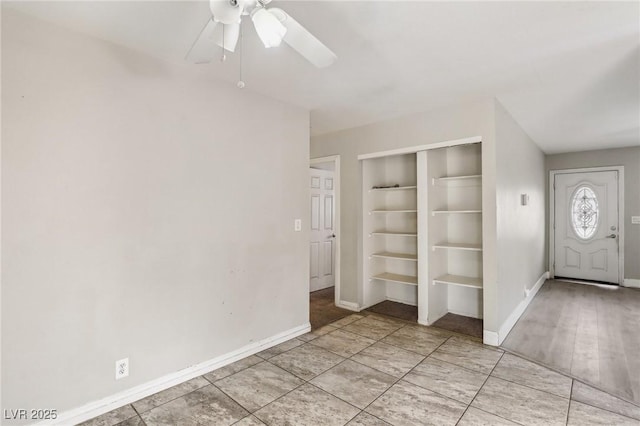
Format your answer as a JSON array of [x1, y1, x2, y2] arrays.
[[417, 309, 446, 327], [623, 278, 640, 288], [483, 271, 549, 347], [39, 323, 311, 426], [336, 300, 360, 312], [483, 330, 499, 346]]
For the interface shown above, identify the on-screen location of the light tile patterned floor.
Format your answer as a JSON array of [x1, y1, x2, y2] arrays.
[[81, 312, 640, 426]]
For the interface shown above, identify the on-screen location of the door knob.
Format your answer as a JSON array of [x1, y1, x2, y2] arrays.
[[606, 234, 617, 238], [329, 234, 336, 238]]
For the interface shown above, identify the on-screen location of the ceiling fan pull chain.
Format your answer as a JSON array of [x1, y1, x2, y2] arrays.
[[220, 24, 227, 62], [237, 21, 245, 89]]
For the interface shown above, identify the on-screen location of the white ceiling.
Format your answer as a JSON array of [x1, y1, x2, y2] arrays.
[[5, 1, 640, 153]]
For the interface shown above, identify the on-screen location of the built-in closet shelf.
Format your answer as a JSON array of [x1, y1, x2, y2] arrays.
[[369, 185, 417, 192], [432, 274, 483, 289], [431, 210, 482, 216], [370, 231, 418, 237], [432, 175, 482, 185], [370, 210, 418, 214], [432, 243, 482, 252], [362, 140, 485, 325], [370, 252, 418, 261], [371, 272, 418, 286]]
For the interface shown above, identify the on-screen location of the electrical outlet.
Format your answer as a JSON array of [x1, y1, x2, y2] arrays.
[[632, 216, 640, 225], [115, 358, 129, 380], [294, 219, 302, 231]]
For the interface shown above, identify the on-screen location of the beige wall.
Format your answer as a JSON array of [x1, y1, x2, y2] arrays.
[[311, 99, 502, 333], [494, 101, 547, 328], [1, 9, 309, 416], [546, 146, 640, 280]]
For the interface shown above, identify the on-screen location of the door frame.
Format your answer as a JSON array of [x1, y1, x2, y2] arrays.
[[549, 166, 625, 284], [310, 155, 342, 308]]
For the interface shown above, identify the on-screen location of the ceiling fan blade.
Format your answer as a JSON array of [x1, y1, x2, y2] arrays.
[[268, 8, 337, 68], [216, 23, 240, 52], [186, 20, 240, 63], [186, 19, 220, 63]]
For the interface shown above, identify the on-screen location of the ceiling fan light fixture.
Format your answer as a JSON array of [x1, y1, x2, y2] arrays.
[[251, 8, 287, 48], [210, 0, 244, 25]]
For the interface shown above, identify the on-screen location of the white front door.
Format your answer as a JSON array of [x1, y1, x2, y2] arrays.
[[309, 168, 335, 292], [554, 170, 619, 284]]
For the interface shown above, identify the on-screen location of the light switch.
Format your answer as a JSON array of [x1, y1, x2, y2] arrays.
[[294, 219, 302, 231], [632, 216, 640, 225], [521, 194, 529, 206]]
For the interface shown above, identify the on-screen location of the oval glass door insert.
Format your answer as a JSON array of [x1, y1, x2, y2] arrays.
[[571, 186, 599, 239]]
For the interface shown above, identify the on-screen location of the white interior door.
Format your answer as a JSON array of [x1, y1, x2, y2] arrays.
[[309, 168, 335, 292], [554, 170, 619, 284]]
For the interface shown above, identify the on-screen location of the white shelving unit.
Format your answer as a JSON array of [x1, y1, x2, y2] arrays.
[[432, 274, 483, 289], [360, 138, 484, 328], [371, 252, 418, 261], [427, 143, 483, 323], [432, 175, 482, 184], [432, 243, 482, 251], [369, 185, 417, 192], [432, 210, 482, 215], [370, 231, 417, 237], [371, 272, 418, 286], [362, 153, 418, 309], [371, 209, 418, 213]]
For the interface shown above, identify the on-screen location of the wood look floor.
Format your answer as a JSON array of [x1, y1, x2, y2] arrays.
[[502, 279, 640, 405], [366, 300, 418, 322], [365, 301, 484, 339], [309, 287, 351, 329], [433, 312, 484, 339]]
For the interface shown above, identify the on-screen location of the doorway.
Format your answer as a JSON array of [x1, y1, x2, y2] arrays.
[[309, 156, 350, 329], [550, 167, 624, 284], [309, 167, 335, 292]]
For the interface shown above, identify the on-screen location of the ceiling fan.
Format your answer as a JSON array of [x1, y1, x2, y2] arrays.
[[186, 0, 337, 68]]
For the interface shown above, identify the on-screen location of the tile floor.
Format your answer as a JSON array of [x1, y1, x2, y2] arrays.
[[81, 312, 640, 426]]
